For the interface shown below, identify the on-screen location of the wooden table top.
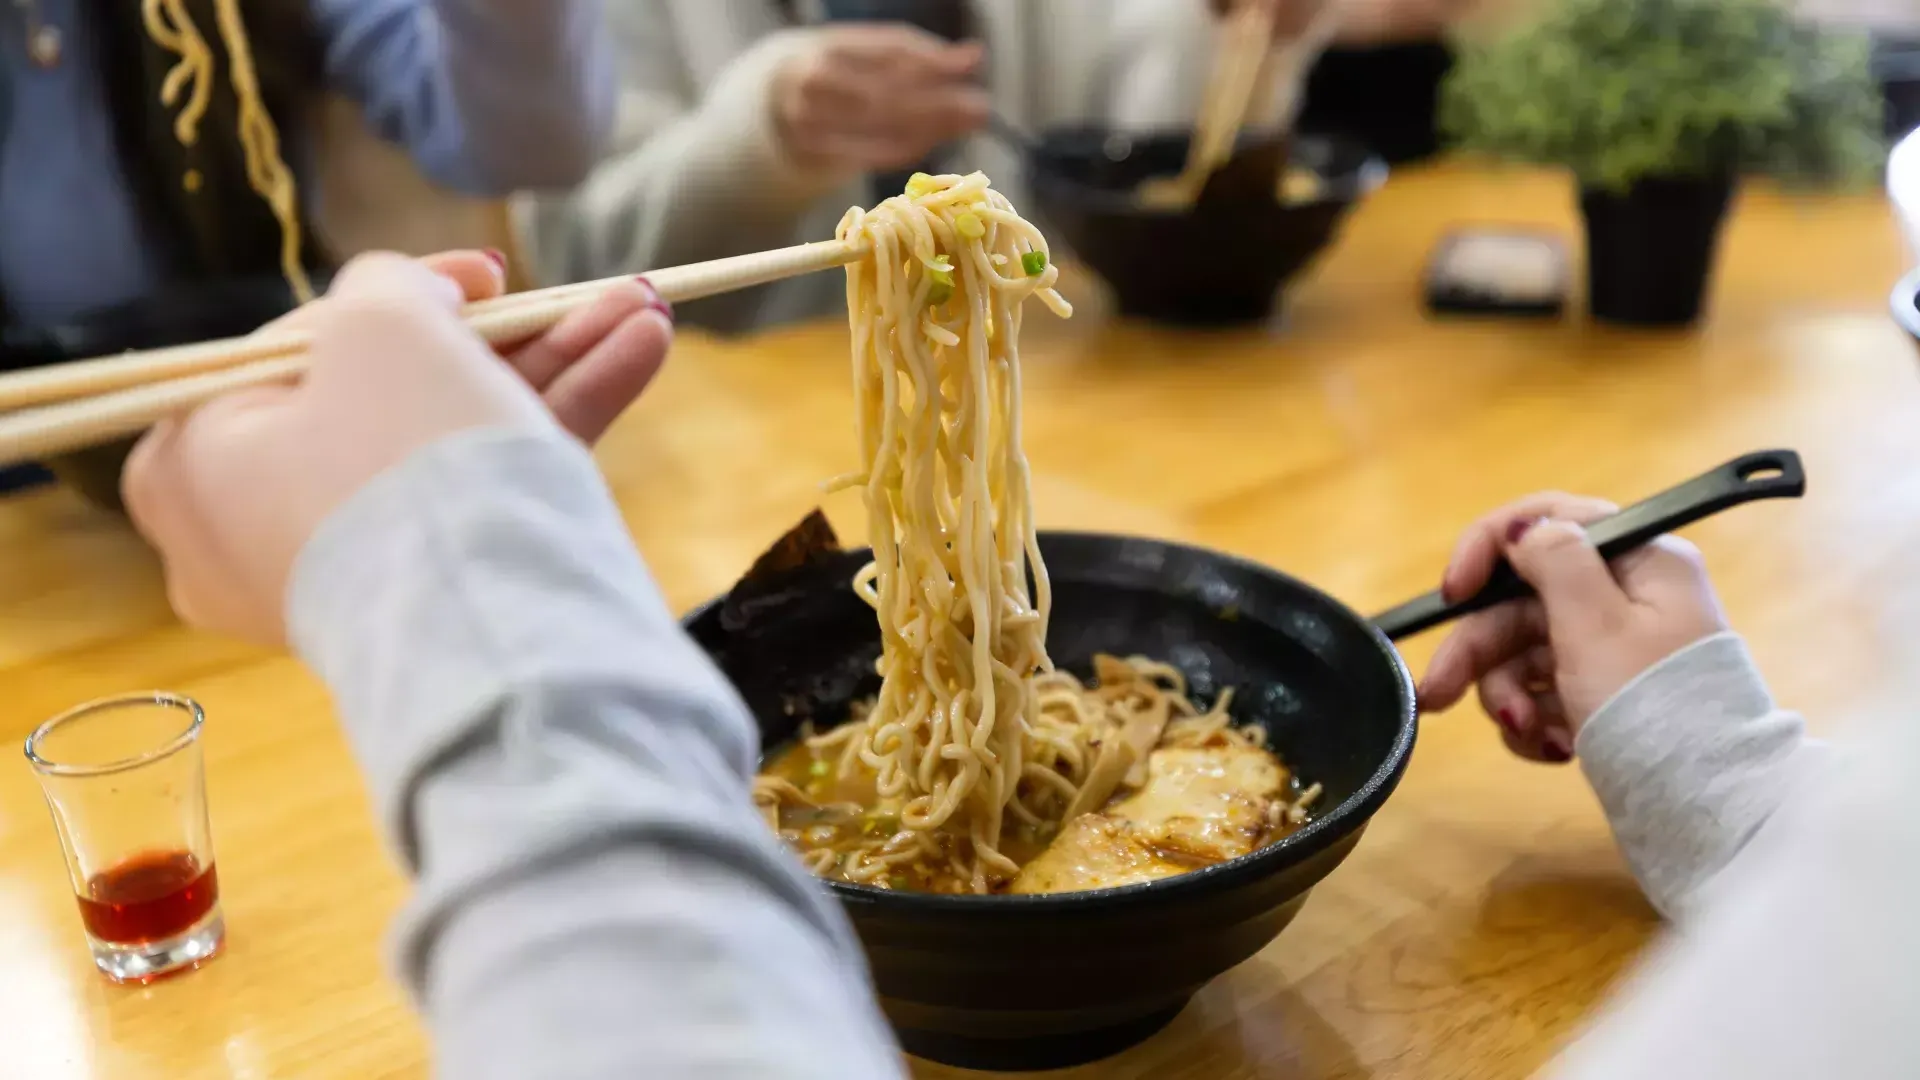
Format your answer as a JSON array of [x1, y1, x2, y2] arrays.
[[2, 162, 1915, 1079]]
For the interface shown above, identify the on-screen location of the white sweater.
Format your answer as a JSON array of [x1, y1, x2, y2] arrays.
[[513, 0, 1289, 332]]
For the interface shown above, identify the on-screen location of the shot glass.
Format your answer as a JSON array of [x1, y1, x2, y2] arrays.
[[24, 692, 225, 983]]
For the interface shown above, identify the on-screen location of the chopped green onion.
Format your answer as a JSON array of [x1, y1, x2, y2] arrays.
[[889, 875, 910, 890], [927, 267, 955, 306], [905, 172, 941, 198], [955, 212, 986, 239], [1021, 251, 1048, 277], [808, 759, 830, 778]]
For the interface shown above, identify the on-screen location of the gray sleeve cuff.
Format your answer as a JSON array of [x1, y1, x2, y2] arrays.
[[1576, 632, 1816, 919], [285, 426, 757, 863]]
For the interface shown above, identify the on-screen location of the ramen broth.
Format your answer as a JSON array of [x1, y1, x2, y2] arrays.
[[759, 714, 1319, 895]]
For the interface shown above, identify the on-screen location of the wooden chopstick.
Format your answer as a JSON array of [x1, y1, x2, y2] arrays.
[[1194, 1, 1281, 173], [0, 237, 866, 465], [1138, 0, 1281, 208], [1262, 0, 1347, 135], [1138, 0, 1348, 210], [0, 238, 864, 414]]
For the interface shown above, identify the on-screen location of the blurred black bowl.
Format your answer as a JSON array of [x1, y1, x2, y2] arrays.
[[685, 532, 1417, 1071], [1895, 268, 1920, 350], [1, 278, 308, 513], [1024, 128, 1386, 326]]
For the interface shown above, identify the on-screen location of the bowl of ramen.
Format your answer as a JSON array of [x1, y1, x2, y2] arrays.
[[671, 171, 1416, 1069], [1023, 127, 1386, 326], [686, 170, 1800, 1070], [686, 525, 1416, 1071]]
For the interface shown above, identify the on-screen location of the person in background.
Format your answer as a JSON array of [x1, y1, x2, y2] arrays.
[[1, 1, 613, 330], [0, 0, 615, 494], [514, 0, 1470, 335], [120, 248, 1915, 1075]]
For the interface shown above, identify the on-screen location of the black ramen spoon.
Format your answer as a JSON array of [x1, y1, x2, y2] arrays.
[[1371, 449, 1807, 640]]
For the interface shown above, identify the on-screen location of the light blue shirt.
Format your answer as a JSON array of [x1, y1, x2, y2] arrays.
[[0, 0, 614, 328]]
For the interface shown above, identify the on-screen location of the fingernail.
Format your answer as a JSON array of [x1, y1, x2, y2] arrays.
[[1495, 707, 1519, 734], [483, 248, 507, 273], [635, 276, 674, 325], [1543, 727, 1575, 762], [1505, 517, 1543, 545]]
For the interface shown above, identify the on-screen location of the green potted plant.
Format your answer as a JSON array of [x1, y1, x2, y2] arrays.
[[1440, 0, 1883, 326]]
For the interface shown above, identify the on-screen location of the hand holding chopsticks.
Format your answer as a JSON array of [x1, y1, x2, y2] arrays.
[[0, 237, 867, 466], [115, 253, 688, 644]]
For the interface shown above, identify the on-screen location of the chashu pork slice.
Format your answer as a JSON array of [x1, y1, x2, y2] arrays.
[[1009, 744, 1290, 895]]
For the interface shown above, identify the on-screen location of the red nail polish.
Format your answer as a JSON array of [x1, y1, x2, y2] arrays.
[[635, 276, 674, 324], [1495, 707, 1518, 733], [483, 248, 507, 272], [1506, 517, 1541, 544], [1542, 742, 1573, 764]]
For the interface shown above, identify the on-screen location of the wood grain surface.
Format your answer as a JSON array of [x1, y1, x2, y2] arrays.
[[1, 162, 1913, 1080]]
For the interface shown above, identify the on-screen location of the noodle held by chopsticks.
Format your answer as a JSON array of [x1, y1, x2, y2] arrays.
[[816, 172, 1070, 892], [751, 174, 1322, 895]]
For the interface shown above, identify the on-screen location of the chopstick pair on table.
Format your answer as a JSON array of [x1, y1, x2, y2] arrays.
[[0, 238, 869, 466]]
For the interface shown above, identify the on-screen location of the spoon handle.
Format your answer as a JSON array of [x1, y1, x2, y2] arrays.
[[1370, 449, 1807, 642]]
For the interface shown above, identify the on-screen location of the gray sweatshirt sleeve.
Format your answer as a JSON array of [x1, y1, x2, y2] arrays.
[[1545, 661, 1920, 1080], [286, 427, 905, 1080], [1573, 631, 1824, 919]]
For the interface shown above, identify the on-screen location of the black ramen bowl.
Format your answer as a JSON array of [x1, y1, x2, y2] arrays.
[[1023, 128, 1387, 326], [684, 532, 1418, 1070], [0, 277, 307, 513], [1895, 268, 1920, 351]]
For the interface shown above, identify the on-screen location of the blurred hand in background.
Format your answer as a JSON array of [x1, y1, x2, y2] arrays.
[[772, 24, 990, 174]]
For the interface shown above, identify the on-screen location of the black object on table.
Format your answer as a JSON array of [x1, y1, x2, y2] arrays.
[[1424, 228, 1570, 318], [1580, 175, 1735, 327]]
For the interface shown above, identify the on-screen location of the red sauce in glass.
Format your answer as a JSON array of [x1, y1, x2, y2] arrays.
[[76, 851, 219, 945]]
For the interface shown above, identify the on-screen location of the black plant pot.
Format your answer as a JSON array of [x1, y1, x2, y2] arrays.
[[1579, 175, 1735, 327]]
